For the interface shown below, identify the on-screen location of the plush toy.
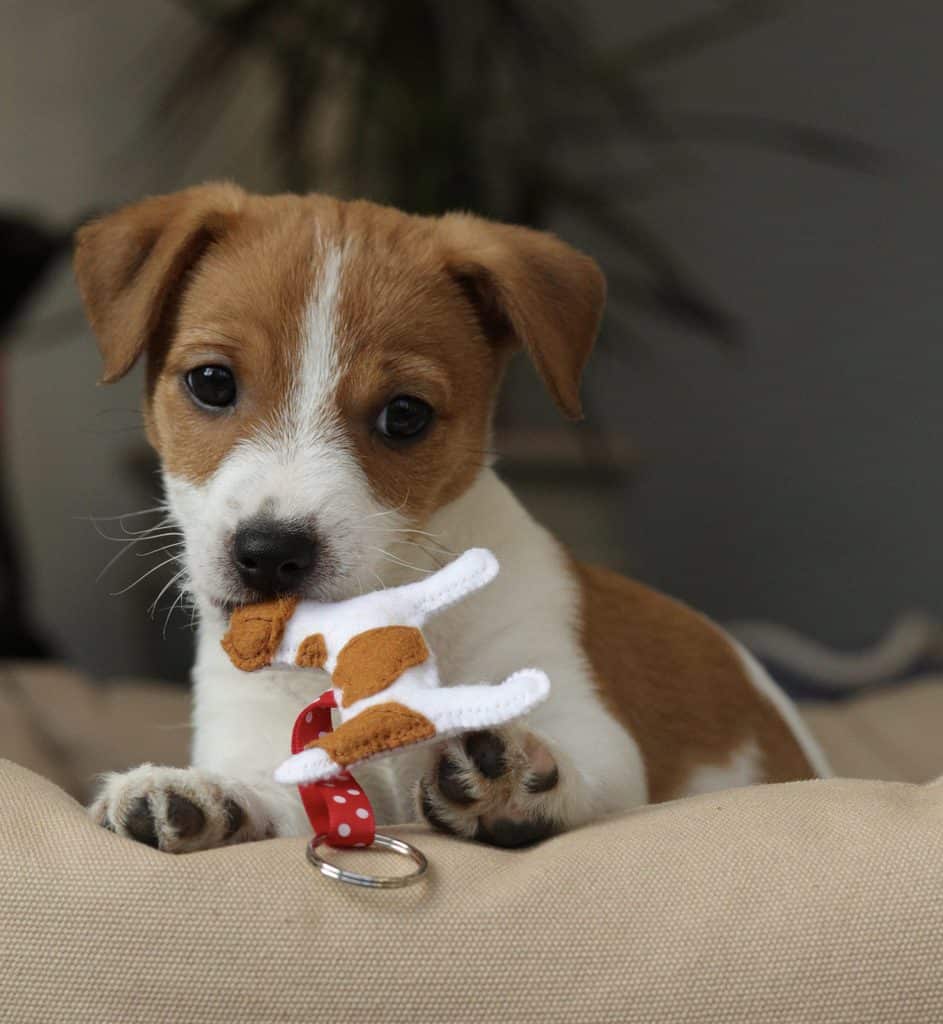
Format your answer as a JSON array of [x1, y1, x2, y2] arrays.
[[221, 548, 550, 787]]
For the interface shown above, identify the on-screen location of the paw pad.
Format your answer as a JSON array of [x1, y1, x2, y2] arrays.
[[436, 755, 477, 806], [124, 796, 159, 849], [476, 816, 555, 849], [166, 793, 205, 839], [464, 730, 507, 779]]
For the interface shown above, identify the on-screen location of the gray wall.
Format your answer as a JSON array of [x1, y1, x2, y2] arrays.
[[581, 2, 943, 644], [1, 1, 940, 680]]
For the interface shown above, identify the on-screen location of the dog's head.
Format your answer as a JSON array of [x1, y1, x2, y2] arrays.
[[74, 184, 604, 611]]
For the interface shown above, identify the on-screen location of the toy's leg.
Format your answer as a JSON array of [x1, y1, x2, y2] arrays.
[[392, 548, 499, 626], [400, 670, 551, 735], [276, 702, 438, 784], [273, 746, 339, 785], [89, 764, 309, 853]]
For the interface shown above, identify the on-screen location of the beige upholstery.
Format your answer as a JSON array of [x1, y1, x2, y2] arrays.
[[1, 663, 942, 1022], [0, 662, 191, 803], [802, 676, 943, 783]]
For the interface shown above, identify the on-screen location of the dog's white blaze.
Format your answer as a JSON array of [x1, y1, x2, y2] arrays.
[[164, 239, 403, 610], [285, 239, 346, 444]]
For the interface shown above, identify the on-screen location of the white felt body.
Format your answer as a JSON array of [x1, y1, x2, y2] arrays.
[[272, 547, 498, 675], [267, 548, 551, 785]]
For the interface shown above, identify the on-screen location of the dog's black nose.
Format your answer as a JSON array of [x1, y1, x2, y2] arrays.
[[233, 523, 315, 596]]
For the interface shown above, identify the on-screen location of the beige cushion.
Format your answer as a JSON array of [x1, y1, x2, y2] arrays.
[[0, 662, 191, 803], [3, 665, 943, 1021], [2, 759, 942, 1022], [803, 676, 943, 783]]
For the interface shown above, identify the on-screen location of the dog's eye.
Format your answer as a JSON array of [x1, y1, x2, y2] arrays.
[[376, 395, 433, 441], [185, 365, 236, 409]]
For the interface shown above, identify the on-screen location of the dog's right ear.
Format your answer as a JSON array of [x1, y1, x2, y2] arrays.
[[73, 182, 246, 383]]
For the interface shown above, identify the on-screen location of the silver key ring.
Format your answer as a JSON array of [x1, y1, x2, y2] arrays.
[[306, 833, 428, 888]]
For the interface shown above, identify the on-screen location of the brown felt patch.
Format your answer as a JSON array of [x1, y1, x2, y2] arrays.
[[221, 597, 297, 672], [295, 633, 327, 669], [334, 626, 429, 707], [573, 558, 815, 802], [305, 702, 436, 766]]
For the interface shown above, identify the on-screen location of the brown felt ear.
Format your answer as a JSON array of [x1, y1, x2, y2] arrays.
[[439, 214, 606, 420], [73, 182, 246, 384]]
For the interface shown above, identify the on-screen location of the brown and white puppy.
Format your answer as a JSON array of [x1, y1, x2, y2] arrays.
[[75, 184, 827, 852]]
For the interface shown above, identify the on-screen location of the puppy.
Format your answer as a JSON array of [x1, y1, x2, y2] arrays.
[[75, 184, 827, 851]]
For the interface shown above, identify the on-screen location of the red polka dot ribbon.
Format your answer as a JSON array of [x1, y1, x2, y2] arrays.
[[290, 690, 376, 849]]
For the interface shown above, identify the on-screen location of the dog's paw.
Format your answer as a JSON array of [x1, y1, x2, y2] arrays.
[[418, 727, 562, 848], [89, 764, 274, 853]]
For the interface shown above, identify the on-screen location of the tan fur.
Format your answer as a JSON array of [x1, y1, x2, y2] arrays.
[[334, 626, 429, 707], [438, 213, 606, 420], [221, 597, 297, 672], [575, 561, 814, 801], [295, 634, 327, 669], [73, 184, 246, 386], [307, 702, 436, 766], [144, 192, 338, 482], [73, 188, 604, 519]]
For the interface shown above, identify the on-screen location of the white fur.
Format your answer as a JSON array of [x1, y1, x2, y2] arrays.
[[679, 738, 763, 797]]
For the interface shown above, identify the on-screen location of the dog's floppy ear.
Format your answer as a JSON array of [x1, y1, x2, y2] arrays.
[[439, 214, 605, 420], [74, 182, 245, 383]]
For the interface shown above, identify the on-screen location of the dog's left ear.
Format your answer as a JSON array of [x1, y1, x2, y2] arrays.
[[439, 214, 606, 420]]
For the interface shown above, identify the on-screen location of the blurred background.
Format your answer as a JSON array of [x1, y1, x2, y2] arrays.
[[1, 0, 941, 695]]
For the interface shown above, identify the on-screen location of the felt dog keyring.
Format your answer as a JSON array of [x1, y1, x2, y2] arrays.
[[221, 549, 550, 854]]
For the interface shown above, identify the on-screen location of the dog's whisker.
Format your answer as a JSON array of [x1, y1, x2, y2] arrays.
[[79, 505, 168, 524], [158, 574, 190, 634], [387, 536, 447, 561], [95, 532, 187, 581], [356, 495, 410, 524], [95, 538, 140, 582], [162, 590, 186, 638], [370, 547, 436, 575], [391, 539, 449, 570], [136, 541, 187, 558], [148, 565, 188, 617], [89, 515, 178, 539], [352, 525, 456, 558], [386, 527, 447, 541], [396, 536, 456, 559], [362, 528, 454, 561], [92, 523, 182, 543], [110, 555, 182, 597], [356, 524, 451, 547], [117, 522, 180, 539]]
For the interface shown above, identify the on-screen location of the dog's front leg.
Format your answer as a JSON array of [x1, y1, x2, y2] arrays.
[[89, 764, 310, 853], [417, 682, 647, 847]]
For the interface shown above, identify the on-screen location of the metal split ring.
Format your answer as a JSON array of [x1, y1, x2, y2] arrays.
[[306, 833, 428, 888]]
